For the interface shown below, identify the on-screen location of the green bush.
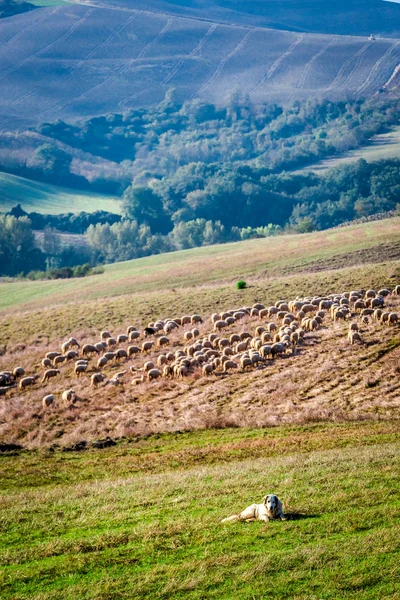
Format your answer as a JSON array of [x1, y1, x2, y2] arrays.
[[236, 280, 247, 290]]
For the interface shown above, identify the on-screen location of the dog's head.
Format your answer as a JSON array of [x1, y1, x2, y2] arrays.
[[263, 494, 279, 514]]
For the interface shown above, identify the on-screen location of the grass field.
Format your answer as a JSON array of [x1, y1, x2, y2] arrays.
[[0, 171, 121, 215], [301, 126, 400, 173], [1, 421, 399, 599]]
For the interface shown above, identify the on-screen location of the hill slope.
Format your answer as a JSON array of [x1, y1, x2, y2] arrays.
[[0, 218, 399, 449], [1, 2, 400, 128]]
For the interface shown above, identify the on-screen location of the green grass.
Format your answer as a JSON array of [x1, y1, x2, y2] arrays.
[[27, 0, 68, 6], [300, 125, 400, 173], [1, 421, 399, 599], [0, 171, 121, 215]]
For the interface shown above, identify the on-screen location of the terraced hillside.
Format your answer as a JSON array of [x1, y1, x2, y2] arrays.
[[1, 1, 400, 128]]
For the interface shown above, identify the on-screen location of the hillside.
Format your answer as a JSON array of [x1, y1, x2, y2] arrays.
[[0, 218, 399, 449], [0, 171, 121, 214], [1, 2, 400, 129]]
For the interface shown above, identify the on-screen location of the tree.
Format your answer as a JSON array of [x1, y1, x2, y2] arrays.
[[0, 215, 45, 276], [122, 186, 171, 234]]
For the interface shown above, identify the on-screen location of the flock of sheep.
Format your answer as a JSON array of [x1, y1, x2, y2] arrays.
[[1, 284, 399, 410]]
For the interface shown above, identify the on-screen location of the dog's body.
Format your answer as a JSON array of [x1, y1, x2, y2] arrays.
[[221, 494, 285, 523]]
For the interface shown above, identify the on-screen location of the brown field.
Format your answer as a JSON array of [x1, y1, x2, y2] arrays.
[[0, 218, 400, 449]]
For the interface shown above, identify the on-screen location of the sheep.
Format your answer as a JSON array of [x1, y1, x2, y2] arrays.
[[61, 341, 71, 354], [349, 322, 359, 332], [260, 345, 272, 360], [388, 312, 399, 325], [74, 363, 88, 377], [95, 342, 107, 352], [394, 285, 400, 295], [131, 376, 145, 385], [184, 331, 193, 342], [230, 334, 241, 344], [68, 337, 80, 349], [163, 364, 174, 378], [42, 369, 60, 383], [380, 312, 391, 324], [214, 320, 228, 332], [157, 336, 170, 348], [144, 327, 156, 337], [181, 316, 191, 325], [82, 344, 99, 357], [103, 351, 117, 361], [127, 345, 140, 357], [62, 389, 76, 404], [41, 358, 52, 369], [117, 334, 129, 344], [143, 361, 155, 372], [19, 376, 37, 389], [53, 355, 67, 367], [240, 356, 253, 370], [91, 373, 106, 388], [142, 341, 154, 353], [223, 360, 238, 373], [126, 325, 138, 335], [147, 368, 162, 381], [360, 308, 374, 318], [115, 348, 128, 361], [270, 342, 287, 358], [354, 300, 365, 312], [65, 350, 79, 361], [157, 354, 167, 367], [267, 323, 277, 333], [378, 289, 390, 297], [333, 310, 346, 322], [365, 289, 376, 299], [46, 351, 61, 360], [0, 386, 16, 396], [191, 314, 203, 324], [97, 356, 108, 369], [106, 337, 117, 348], [202, 363, 214, 376], [129, 330, 140, 342], [101, 331, 112, 340], [348, 331, 363, 345], [174, 365, 189, 378], [42, 394, 55, 409], [250, 308, 259, 318], [12, 366, 25, 379]]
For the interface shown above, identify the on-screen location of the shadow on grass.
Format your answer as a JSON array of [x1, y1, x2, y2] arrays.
[[284, 512, 319, 521]]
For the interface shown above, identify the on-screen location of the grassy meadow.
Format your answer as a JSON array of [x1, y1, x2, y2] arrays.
[[1, 421, 399, 599], [300, 125, 400, 173], [0, 172, 121, 216]]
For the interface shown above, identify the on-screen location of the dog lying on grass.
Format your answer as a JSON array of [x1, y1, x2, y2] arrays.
[[221, 494, 286, 523]]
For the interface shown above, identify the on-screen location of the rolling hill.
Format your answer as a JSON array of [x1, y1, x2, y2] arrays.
[[0, 170, 121, 214], [1, 1, 400, 128]]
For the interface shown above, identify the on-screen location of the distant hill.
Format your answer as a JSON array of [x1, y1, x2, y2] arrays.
[[0, 1, 400, 129], [97, 0, 400, 38], [0, 0, 36, 19]]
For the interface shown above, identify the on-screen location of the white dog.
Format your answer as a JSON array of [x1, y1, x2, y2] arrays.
[[221, 494, 285, 523]]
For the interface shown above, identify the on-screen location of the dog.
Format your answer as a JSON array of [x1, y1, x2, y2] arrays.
[[221, 494, 285, 523]]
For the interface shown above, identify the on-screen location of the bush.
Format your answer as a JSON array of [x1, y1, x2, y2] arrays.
[[236, 280, 247, 290]]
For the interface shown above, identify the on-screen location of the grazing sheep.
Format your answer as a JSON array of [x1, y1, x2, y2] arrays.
[[12, 366, 25, 379], [349, 323, 359, 332], [0, 386, 16, 396], [202, 363, 214, 376], [41, 368, 60, 383], [191, 314, 203, 324], [91, 372, 106, 388], [74, 363, 88, 377], [53, 355, 67, 367], [147, 368, 162, 381], [184, 331, 193, 342], [62, 389, 76, 404], [240, 356, 253, 370], [117, 334, 129, 344], [388, 312, 399, 325], [157, 354, 167, 366], [348, 331, 363, 345], [103, 352, 116, 361], [68, 337, 80, 348], [144, 327, 156, 337], [101, 331, 112, 340], [380, 312, 391, 324], [223, 360, 238, 373], [127, 345, 140, 357], [271, 342, 287, 358], [82, 344, 99, 357], [61, 341, 71, 354], [157, 336, 170, 348], [126, 325, 138, 335], [142, 341, 154, 353], [65, 350, 79, 361], [174, 365, 188, 378], [365, 289, 376, 299], [115, 348, 128, 361], [41, 358, 52, 369], [42, 394, 55, 409], [143, 361, 155, 372], [46, 351, 61, 360], [19, 376, 37, 389], [129, 330, 141, 342], [106, 337, 117, 347], [394, 285, 400, 295], [333, 310, 346, 322], [214, 320, 228, 332], [97, 356, 108, 369]]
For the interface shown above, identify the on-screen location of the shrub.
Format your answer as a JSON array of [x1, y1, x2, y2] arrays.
[[236, 280, 247, 290]]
